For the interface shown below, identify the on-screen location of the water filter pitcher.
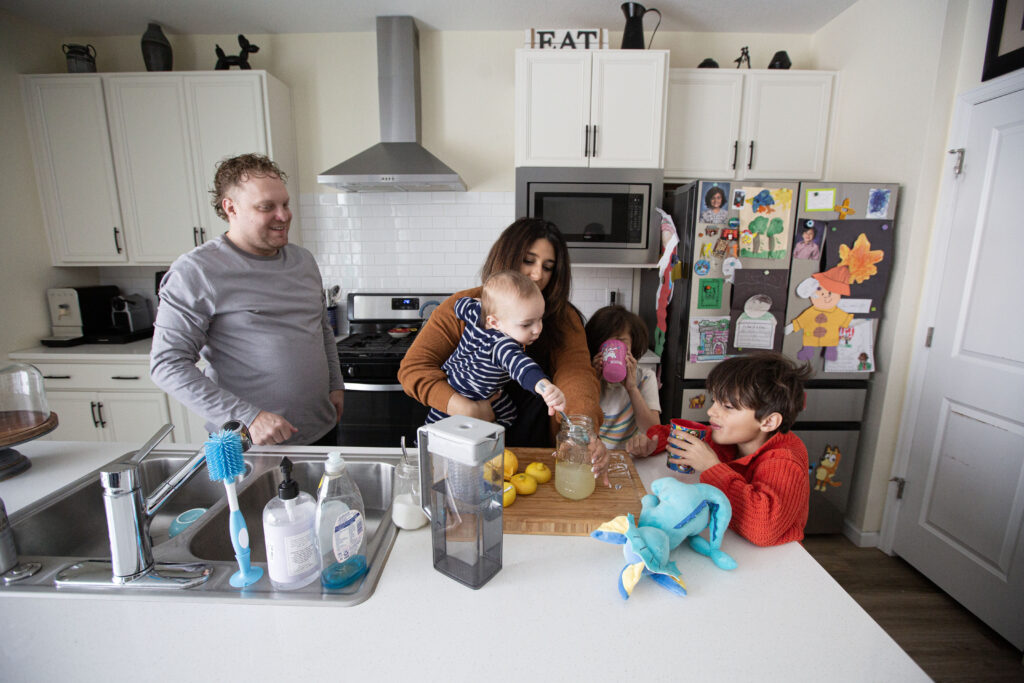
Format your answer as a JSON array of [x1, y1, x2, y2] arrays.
[[418, 416, 504, 589]]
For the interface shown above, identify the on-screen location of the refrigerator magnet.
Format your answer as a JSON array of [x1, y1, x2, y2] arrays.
[[722, 257, 742, 283], [697, 278, 724, 309]]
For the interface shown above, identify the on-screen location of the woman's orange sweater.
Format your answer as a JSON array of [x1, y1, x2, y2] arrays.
[[398, 287, 602, 442]]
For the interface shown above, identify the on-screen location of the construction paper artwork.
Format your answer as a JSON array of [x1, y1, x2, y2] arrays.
[[805, 188, 836, 212], [739, 187, 792, 259], [734, 295, 777, 349], [866, 189, 891, 218], [834, 197, 856, 219], [697, 278, 724, 309], [689, 317, 731, 362], [824, 318, 875, 372]]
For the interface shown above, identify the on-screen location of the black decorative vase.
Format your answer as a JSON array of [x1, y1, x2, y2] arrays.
[[141, 23, 172, 71]]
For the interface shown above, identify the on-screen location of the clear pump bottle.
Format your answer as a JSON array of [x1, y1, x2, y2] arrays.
[[315, 452, 368, 589], [262, 457, 319, 590]]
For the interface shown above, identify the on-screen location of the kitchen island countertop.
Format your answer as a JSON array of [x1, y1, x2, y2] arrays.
[[0, 441, 927, 682]]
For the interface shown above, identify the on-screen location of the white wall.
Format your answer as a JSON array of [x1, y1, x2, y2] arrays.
[[811, 0, 994, 536], [0, 10, 97, 363]]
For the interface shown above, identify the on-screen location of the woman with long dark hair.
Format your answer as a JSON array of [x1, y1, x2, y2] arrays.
[[399, 218, 609, 481]]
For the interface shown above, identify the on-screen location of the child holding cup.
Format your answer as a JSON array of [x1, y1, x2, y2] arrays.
[[584, 305, 661, 456], [641, 351, 813, 547]]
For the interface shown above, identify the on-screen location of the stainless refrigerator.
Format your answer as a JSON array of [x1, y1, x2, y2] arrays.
[[641, 179, 899, 533]]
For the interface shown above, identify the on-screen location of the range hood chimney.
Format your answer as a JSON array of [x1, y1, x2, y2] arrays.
[[317, 16, 466, 193]]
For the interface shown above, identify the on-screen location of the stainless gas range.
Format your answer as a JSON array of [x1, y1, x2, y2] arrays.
[[335, 292, 449, 447]]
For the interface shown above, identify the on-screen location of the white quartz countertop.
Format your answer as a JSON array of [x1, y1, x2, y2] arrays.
[[0, 441, 927, 682], [9, 339, 153, 362]]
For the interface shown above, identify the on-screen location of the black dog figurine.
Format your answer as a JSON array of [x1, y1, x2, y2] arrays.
[[215, 34, 259, 70]]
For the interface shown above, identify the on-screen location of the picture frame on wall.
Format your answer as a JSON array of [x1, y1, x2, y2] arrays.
[[982, 0, 1024, 81]]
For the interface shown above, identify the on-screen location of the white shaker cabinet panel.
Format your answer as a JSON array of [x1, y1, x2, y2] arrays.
[[664, 69, 835, 181], [185, 73, 269, 239], [664, 71, 744, 178], [99, 392, 172, 443], [21, 76, 127, 263], [104, 76, 201, 264], [42, 392, 105, 442], [589, 51, 668, 168], [515, 49, 668, 169], [742, 72, 834, 179], [515, 50, 592, 166]]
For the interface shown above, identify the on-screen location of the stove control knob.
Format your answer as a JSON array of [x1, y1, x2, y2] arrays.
[[345, 366, 356, 377]]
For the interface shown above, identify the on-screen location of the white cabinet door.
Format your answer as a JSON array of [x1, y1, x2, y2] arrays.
[[42, 392, 103, 442], [515, 50, 592, 167], [664, 71, 744, 178], [185, 73, 268, 240], [98, 391, 171, 443], [589, 51, 668, 168], [104, 76, 201, 263], [21, 76, 126, 264], [742, 72, 834, 179]]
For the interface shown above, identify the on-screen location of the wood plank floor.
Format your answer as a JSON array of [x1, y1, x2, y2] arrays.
[[802, 535, 1023, 682]]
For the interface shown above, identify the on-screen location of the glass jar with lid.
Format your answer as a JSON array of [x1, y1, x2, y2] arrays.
[[554, 415, 596, 501]]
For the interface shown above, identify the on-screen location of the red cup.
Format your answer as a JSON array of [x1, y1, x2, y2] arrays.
[[668, 419, 708, 474]]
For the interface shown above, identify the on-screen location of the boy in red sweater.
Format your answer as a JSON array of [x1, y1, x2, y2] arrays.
[[647, 351, 812, 546]]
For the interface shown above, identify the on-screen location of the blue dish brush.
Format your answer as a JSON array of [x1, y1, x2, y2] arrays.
[[205, 430, 263, 588]]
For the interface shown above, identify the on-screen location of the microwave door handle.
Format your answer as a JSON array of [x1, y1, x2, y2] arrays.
[[584, 124, 590, 158]]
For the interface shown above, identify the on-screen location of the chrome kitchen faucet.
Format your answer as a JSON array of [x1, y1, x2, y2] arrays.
[[54, 421, 250, 590]]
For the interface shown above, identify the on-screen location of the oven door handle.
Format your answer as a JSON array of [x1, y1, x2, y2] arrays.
[[343, 383, 406, 392]]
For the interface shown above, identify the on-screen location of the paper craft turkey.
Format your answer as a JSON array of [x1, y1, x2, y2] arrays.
[[786, 265, 854, 361]]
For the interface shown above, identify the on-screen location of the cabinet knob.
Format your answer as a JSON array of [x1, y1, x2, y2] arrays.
[[43, 374, 71, 380], [584, 124, 590, 157], [110, 375, 141, 380], [732, 141, 738, 170], [747, 140, 755, 170], [112, 227, 123, 254]]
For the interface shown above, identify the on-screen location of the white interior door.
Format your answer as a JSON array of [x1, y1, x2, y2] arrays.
[[892, 82, 1024, 649]]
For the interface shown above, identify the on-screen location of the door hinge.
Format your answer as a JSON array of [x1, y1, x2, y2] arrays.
[[890, 477, 906, 499], [925, 327, 934, 347], [948, 148, 965, 176]]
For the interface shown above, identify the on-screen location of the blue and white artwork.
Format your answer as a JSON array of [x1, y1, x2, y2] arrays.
[[866, 188, 891, 219]]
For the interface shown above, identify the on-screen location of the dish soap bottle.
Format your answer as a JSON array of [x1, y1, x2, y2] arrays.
[[315, 452, 368, 589], [263, 456, 320, 590]]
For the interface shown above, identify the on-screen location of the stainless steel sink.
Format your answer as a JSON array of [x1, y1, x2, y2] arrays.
[[3, 448, 399, 605]]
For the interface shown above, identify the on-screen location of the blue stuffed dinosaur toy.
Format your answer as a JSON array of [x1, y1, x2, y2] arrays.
[[591, 478, 736, 599]]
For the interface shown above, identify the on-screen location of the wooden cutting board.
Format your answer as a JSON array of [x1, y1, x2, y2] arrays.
[[502, 447, 646, 536]]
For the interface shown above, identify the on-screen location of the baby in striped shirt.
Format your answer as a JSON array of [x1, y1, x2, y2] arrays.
[[425, 270, 566, 427]]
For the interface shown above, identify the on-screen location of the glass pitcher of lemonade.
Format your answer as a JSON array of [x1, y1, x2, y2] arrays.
[[554, 415, 596, 501]]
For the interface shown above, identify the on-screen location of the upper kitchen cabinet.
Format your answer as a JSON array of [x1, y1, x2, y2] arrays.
[[515, 49, 669, 168], [21, 76, 127, 263], [664, 69, 835, 180], [22, 71, 296, 266]]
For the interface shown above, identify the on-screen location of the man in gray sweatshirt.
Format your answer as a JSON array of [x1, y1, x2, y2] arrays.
[[150, 154, 343, 446]]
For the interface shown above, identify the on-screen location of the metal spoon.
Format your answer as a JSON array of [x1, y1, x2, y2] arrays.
[[537, 380, 589, 444]]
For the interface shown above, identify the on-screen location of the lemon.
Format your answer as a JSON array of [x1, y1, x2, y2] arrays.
[[524, 462, 552, 484], [503, 448, 519, 480], [510, 472, 538, 495], [503, 481, 517, 507], [483, 454, 503, 485]]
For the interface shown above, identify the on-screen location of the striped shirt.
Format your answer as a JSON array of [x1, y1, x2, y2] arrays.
[[597, 365, 661, 447], [426, 297, 548, 427]]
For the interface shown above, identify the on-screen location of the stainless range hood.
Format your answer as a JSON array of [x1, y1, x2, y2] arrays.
[[318, 16, 466, 193]]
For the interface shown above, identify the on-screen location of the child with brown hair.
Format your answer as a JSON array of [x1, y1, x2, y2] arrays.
[[584, 305, 661, 455], [646, 351, 812, 546]]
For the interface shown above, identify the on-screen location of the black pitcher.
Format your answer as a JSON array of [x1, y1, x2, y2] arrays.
[[621, 2, 661, 49]]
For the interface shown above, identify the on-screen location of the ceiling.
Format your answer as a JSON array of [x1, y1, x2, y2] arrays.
[[0, 0, 858, 36]]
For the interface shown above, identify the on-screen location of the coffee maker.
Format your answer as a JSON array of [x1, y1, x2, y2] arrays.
[[42, 286, 153, 347]]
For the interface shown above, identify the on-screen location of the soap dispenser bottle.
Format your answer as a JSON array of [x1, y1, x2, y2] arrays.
[[263, 457, 320, 590], [315, 452, 368, 589]]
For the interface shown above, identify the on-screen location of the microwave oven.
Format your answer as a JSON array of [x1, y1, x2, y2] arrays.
[[515, 167, 663, 264]]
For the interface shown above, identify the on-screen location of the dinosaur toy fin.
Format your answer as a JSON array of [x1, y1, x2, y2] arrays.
[[592, 515, 631, 545], [619, 562, 645, 599], [648, 572, 688, 596]]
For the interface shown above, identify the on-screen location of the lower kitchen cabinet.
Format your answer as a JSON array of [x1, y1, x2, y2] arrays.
[[44, 390, 171, 443]]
